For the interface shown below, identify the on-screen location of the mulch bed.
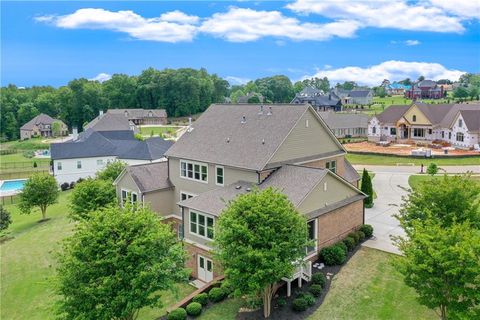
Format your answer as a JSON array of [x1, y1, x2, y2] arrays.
[[236, 242, 366, 320]]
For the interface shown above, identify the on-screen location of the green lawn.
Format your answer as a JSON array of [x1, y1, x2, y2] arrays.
[[308, 247, 436, 320], [408, 174, 480, 190], [0, 191, 195, 320], [197, 298, 244, 320], [1, 137, 51, 151], [139, 126, 180, 136], [347, 153, 480, 166]]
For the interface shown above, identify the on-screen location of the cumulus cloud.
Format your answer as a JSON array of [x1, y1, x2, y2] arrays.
[[429, 0, 480, 19], [35, 8, 198, 42], [199, 7, 360, 42], [287, 0, 467, 33], [405, 40, 421, 46], [89, 73, 112, 83], [303, 61, 465, 86]]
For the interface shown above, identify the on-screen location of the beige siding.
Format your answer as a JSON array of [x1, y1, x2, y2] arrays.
[[115, 171, 141, 201], [144, 189, 174, 217], [301, 155, 346, 180], [297, 173, 359, 214], [168, 157, 258, 213], [403, 104, 431, 125], [267, 108, 343, 165]]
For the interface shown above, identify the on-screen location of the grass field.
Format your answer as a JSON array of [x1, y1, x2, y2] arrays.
[[0, 191, 195, 320], [308, 247, 436, 320], [138, 126, 180, 136], [1, 137, 51, 151], [197, 298, 244, 320], [346, 153, 480, 166], [408, 174, 480, 190]]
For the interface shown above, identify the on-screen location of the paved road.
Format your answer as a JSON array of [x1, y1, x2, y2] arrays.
[[352, 164, 479, 255]]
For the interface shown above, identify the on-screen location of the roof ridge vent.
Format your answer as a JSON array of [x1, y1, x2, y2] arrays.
[[241, 115, 247, 124], [246, 187, 251, 192], [235, 185, 242, 190], [262, 138, 265, 145], [267, 107, 272, 116], [226, 137, 230, 143], [258, 105, 264, 115]]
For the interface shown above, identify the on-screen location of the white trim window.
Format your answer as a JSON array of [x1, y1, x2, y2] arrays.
[[180, 191, 196, 201], [190, 211, 214, 240], [456, 132, 464, 142], [121, 189, 138, 206], [97, 159, 104, 166], [326, 160, 336, 173], [180, 160, 208, 183], [306, 219, 318, 255], [215, 166, 224, 186], [57, 162, 62, 170], [77, 160, 82, 169]]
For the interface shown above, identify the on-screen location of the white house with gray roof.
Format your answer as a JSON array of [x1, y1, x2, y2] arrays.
[[319, 111, 369, 138], [115, 103, 365, 285]]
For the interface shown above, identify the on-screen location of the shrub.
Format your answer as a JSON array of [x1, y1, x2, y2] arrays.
[[208, 287, 225, 303], [76, 178, 84, 184], [244, 294, 262, 309], [167, 308, 187, 320], [311, 272, 326, 287], [349, 232, 360, 244], [23, 150, 34, 158], [192, 292, 209, 306], [33, 161, 37, 168], [220, 280, 234, 296], [356, 231, 366, 242], [69, 181, 75, 189], [303, 292, 316, 306], [0, 205, 12, 232], [292, 297, 309, 312], [343, 236, 356, 251], [60, 182, 69, 191], [186, 302, 202, 317], [276, 297, 287, 308], [335, 242, 348, 255], [359, 224, 374, 238], [320, 245, 346, 266], [309, 284, 323, 297]]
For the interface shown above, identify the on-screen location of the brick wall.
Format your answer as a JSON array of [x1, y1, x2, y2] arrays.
[[184, 242, 223, 279]]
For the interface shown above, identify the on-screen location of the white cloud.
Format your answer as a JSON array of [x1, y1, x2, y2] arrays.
[[405, 39, 421, 46], [89, 73, 112, 83], [303, 61, 465, 86], [287, 0, 466, 33], [225, 76, 250, 85], [199, 7, 360, 42], [429, 0, 480, 19], [35, 8, 198, 42]]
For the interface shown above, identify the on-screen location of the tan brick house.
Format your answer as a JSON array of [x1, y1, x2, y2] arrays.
[[114, 104, 365, 285]]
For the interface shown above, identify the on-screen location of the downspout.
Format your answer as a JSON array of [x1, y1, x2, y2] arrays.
[[181, 206, 185, 244]]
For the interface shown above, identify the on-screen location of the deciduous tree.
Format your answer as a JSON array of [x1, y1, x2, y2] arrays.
[[69, 179, 116, 221], [19, 174, 59, 221], [0, 205, 12, 232], [96, 161, 126, 182]]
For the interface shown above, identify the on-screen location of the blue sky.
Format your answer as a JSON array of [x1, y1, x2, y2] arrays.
[[2, 0, 479, 87]]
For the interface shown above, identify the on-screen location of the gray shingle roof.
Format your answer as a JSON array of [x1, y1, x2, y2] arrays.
[[165, 104, 314, 171], [344, 159, 361, 182], [178, 165, 328, 216], [348, 90, 372, 98], [460, 109, 480, 131], [51, 130, 173, 160], [107, 108, 167, 118], [20, 113, 63, 130], [84, 113, 133, 131], [416, 80, 437, 88], [319, 112, 369, 129], [375, 105, 409, 123], [126, 162, 173, 193]]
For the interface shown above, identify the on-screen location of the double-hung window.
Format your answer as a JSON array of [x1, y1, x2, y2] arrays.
[[190, 211, 214, 240], [180, 160, 208, 182], [456, 132, 464, 142], [57, 162, 62, 170], [216, 166, 224, 186], [326, 160, 337, 173], [77, 160, 82, 169], [121, 189, 138, 206]]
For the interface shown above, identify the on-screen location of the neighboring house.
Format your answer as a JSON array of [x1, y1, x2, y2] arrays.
[[20, 113, 68, 140], [51, 112, 173, 184], [115, 103, 364, 284], [84, 110, 138, 132], [237, 92, 265, 103], [291, 87, 342, 111], [385, 82, 412, 95], [333, 88, 373, 105], [368, 102, 480, 148], [107, 108, 168, 125], [318, 111, 369, 138], [405, 80, 444, 99]]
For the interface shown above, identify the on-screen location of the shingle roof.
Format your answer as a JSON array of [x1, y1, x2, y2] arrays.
[[51, 130, 173, 160], [460, 109, 480, 131], [84, 113, 133, 131], [416, 80, 437, 88], [292, 94, 341, 107], [178, 165, 328, 216], [125, 162, 173, 193], [20, 113, 62, 130], [107, 108, 167, 118], [319, 112, 369, 129], [348, 90, 372, 98], [375, 105, 409, 123], [298, 86, 323, 96], [165, 104, 316, 171]]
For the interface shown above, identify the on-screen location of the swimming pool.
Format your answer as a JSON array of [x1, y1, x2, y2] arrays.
[[0, 179, 27, 193]]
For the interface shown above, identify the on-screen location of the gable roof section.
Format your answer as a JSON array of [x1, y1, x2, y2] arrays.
[[376, 105, 409, 123], [166, 104, 315, 170], [413, 103, 454, 125], [459, 109, 480, 132], [118, 162, 173, 193], [441, 104, 480, 128], [20, 113, 59, 130], [107, 108, 167, 118], [319, 112, 369, 129], [84, 112, 132, 131], [348, 90, 371, 98]]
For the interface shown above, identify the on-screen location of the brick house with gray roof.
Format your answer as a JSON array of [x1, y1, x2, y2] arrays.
[[20, 113, 68, 140]]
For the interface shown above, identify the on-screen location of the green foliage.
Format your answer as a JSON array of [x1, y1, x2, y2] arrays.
[[95, 160, 126, 182], [349, 232, 360, 244], [19, 173, 59, 220], [247, 95, 261, 103], [335, 242, 348, 255], [355, 231, 366, 242], [292, 297, 309, 312], [69, 178, 116, 221], [343, 236, 356, 251], [33, 161, 37, 168], [294, 77, 330, 94], [397, 174, 480, 230], [453, 86, 469, 98], [359, 224, 374, 238], [192, 293, 209, 306], [426, 163, 438, 176], [309, 284, 323, 297], [0, 205, 12, 232], [22, 150, 34, 158], [361, 169, 374, 207], [254, 75, 295, 102], [336, 81, 357, 90], [302, 292, 316, 307], [134, 133, 144, 141], [214, 187, 310, 317], [56, 205, 188, 320], [60, 182, 69, 191], [167, 308, 187, 320], [320, 245, 347, 266], [186, 302, 202, 316], [311, 272, 326, 288], [276, 297, 287, 308], [208, 287, 226, 303], [51, 121, 62, 137], [220, 280, 234, 296]]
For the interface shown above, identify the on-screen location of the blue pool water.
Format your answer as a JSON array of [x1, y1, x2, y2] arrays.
[[0, 179, 27, 192]]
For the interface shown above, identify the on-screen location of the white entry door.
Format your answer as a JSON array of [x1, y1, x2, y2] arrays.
[[197, 255, 213, 282]]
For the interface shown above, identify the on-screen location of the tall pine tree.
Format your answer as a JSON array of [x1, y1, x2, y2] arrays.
[[361, 169, 374, 208]]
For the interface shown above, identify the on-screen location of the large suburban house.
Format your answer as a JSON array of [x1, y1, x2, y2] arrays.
[[333, 88, 373, 105], [20, 113, 68, 140], [291, 87, 342, 111], [319, 111, 369, 138], [107, 108, 167, 125], [405, 80, 444, 99], [114, 104, 365, 284], [368, 102, 480, 148], [51, 111, 172, 184]]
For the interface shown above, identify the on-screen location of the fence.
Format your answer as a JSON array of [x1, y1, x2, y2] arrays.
[[0, 194, 21, 205], [0, 169, 49, 180], [1, 160, 50, 170], [0, 149, 18, 155]]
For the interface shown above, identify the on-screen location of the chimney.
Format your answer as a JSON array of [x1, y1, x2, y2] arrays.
[[267, 107, 272, 116], [241, 115, 246, 124], [258, 105, 264, 115], [72, 127, 78, 141], [99, 110, 104, 116], [187, 117, 193, 133]]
